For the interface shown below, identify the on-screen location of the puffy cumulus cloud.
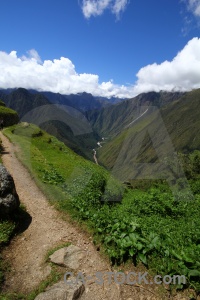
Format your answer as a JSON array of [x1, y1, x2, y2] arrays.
[[187, 0, 200, 16], [0, 49, 133, 98], [81, 0, 129, 19], [134, 37, 200, 95], [1, 39, 200, 99], [21, 49, 42, 63]]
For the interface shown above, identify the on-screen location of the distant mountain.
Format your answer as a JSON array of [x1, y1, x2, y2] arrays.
[[0, 88, 123, 113], [36, 91, 122, 112], [0, 88, 99, 159], [0, 88, 50, 118]]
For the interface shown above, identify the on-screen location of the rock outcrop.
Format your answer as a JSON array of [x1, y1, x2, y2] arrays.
[[34, 278, 85, 300], [49, 245, 85, 270], [34, 245, 86, 299], [0, 164, 20, 218]]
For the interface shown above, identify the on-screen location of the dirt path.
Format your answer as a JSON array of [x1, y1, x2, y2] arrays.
[[0, 132, 120, 298], [0, 132, 167, 299]]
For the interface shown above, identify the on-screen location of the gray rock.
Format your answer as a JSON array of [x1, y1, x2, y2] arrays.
[[49, 245, 85, 270], [34, 278, 85, 300], [0, 164, 20, 217]]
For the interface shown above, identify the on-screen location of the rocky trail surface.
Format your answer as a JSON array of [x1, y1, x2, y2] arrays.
[[0, 132, 188, 300]]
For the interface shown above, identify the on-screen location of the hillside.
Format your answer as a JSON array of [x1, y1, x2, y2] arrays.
[[96, 89, 200, 183], [0, 101, 19, 127], [0, 88, 99, 159], [1, 122, 200, 297], [0, 88, 49, 118], [86, 91, 184, 137], [0, 131, 122, 299]]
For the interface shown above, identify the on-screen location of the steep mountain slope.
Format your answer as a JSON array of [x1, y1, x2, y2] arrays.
[[0, 88, 49, 118], [160, 89, 200, 152], [86, 91, 184, 137], [97, 89, 200, 182]]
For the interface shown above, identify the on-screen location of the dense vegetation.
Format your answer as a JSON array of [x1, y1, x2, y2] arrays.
[[0, 100, 19, 127], [0, 221, 16, 291], [4, 123, 200, 294]]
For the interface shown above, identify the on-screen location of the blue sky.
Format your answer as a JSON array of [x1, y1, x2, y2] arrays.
[[0, 0, 200, 98]]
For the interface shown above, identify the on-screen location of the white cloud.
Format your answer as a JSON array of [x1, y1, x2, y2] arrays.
[[134, 37, 200, 95], [81, 0, 128, 18], [112, 0, 129, 17], [21, 49, 42, 64], [82, 0, 111, 18], [187, 0, 200, 16], [1, 38, 200, 99], [0, 49, 133, 98]]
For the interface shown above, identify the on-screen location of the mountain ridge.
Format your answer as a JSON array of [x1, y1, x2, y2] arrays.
[[0, 88, 123, 113], [86, 91, 184, 137]]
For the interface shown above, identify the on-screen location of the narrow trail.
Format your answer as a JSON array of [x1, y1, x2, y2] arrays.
[[0, 132, 120, 299], [125, 108, 149, 129], [0, 132, 168, 299]]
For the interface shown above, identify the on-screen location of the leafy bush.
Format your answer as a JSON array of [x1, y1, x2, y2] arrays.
[[0, 106, 19, 127]]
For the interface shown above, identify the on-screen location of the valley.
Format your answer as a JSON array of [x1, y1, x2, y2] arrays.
[[0, 88, 200, 299]]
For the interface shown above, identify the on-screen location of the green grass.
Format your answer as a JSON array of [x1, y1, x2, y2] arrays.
[[0, 220, 16, 292], [45, 242, 71, 261], [0, 222, 15, 245], [4, 123, 123, 207], [3, 123, 200, 294]]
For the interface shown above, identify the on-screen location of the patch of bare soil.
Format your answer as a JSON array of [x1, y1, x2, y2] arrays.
[[1, 132, 194, 300]]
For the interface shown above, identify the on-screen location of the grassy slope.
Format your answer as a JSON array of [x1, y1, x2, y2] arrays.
[[0, 89, 98, 160], [39, 119, 99, 161], [3, 123, 200, 293], [4, 123, 123, 209]]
